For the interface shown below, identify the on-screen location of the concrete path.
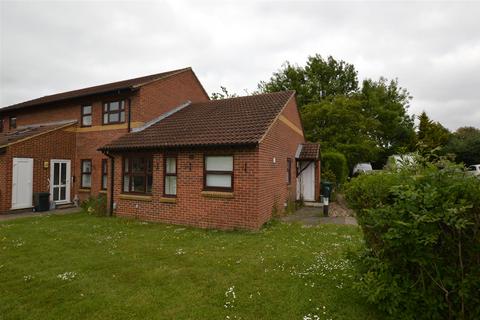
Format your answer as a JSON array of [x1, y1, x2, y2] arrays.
[[281, 206, 357, 226], [0, 207, 80, 222]]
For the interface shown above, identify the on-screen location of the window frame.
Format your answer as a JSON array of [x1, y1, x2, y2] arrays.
[[101, 159, 108, 190], [163, 155, 177, 197], [81, 105, 93, 127], [287, 158, 292, 185], [102, 100, 126, 125], [80, 159, 92, 189], [203, 154, 234, 192], [122, 155, 153, 195], [9, 116, 16, 129]]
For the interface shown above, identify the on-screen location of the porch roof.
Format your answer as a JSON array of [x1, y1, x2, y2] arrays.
[[296, 143, 320, 160]]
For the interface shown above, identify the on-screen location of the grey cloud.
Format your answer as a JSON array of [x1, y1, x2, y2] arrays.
[[1, 0, 479, 130]]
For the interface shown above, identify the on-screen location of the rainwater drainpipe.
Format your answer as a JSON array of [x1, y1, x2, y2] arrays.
[[101, 150, 115, 216], [127, 98, 132, 132]]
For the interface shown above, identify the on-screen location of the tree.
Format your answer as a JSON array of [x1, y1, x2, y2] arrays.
[[304, 54, 358, 101], [257, 54, 358, 107], [301, 96, 379, 168], [417, 111, 450, 151], [360, 78, 416, 165], [445, 126, 480, 165], [210, 86, 238, 100]]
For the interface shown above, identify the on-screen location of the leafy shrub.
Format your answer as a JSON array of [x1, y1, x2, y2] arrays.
[[322, 151, 349, 185], [345, 158, 480, 319], [81, 195, 107, 216], [321, 168, 337, 185]]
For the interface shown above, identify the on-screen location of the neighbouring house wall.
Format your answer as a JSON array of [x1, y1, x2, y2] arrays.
[[111, 148, 260, 230], [135, 69, 210, 122], [257, 97, 306, 226], [0, 91, 141, 202], [0, 92, 139, 131], [0, 70, 209, 203], [0, 126, 77, 214]]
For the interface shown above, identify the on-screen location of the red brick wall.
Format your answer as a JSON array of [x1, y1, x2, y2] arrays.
[[136, 69, 210, 122], [112, 148, 260, 230], [0, 125, 76, 213], [257, 97, 306, 225]]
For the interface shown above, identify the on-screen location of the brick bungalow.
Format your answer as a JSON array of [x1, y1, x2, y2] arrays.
[[0, 68, 209, 214], [100, 91, 321, 230], [1, 68, 320, 230]]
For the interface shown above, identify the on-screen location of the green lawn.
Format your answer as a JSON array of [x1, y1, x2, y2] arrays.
[[0, 213, 380, 320]]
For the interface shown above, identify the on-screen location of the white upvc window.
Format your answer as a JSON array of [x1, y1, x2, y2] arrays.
[[164, 156, 177, 196], [204, 155, 233, 191]]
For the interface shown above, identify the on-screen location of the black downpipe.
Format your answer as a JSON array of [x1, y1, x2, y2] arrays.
[[103, 151, 115, 216], [127, 98, 132, 132]]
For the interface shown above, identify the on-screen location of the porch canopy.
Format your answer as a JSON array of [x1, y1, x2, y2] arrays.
[[295, 143, 320, 160]]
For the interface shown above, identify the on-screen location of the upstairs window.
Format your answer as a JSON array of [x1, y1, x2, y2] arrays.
[[164, 156, 177, 196], [123, 156, 153, 194], [103, 100, 125, 125], [81, 105, 92, 127], [101, 159, 108, 190], [81, 159, 92, 189], [204, 155, 233, 192], [9, 116, 16, 129]]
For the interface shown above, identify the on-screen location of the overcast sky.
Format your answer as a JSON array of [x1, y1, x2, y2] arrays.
[[1, 0, 479, 130]]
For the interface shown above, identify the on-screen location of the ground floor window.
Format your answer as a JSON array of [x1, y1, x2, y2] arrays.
[[123, 156, 152, 194], [101, 159, 108, 190], [164, 156, 177, 196], [81, 160, 92, 188], [204, 155, 233, 191]]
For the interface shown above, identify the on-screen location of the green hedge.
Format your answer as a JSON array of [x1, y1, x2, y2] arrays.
[[345, 158, 480, 319], [322, 151, 349, 184]]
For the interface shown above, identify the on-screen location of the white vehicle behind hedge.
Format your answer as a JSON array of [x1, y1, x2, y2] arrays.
[[467, 164, 480, 176]]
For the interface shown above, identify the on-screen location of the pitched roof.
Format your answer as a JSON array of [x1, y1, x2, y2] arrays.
[[297, 143, 320, 160], [0, 121, 77, 148], [1, 68, 192, 112], [101, 91, 295, 151]]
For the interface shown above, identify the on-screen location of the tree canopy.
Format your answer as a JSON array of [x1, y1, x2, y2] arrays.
[[417, 111, 451, 151], [445, 126, 480, 165], [257, 54, 358, 107]]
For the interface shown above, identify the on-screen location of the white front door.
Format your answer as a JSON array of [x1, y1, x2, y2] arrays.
[[50, 160, 71, 204], [296, 161, 315, 201], [12, 158, 34, 209]]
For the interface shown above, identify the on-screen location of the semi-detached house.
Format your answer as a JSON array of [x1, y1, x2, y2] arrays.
[[0, 68, 320, 230]]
